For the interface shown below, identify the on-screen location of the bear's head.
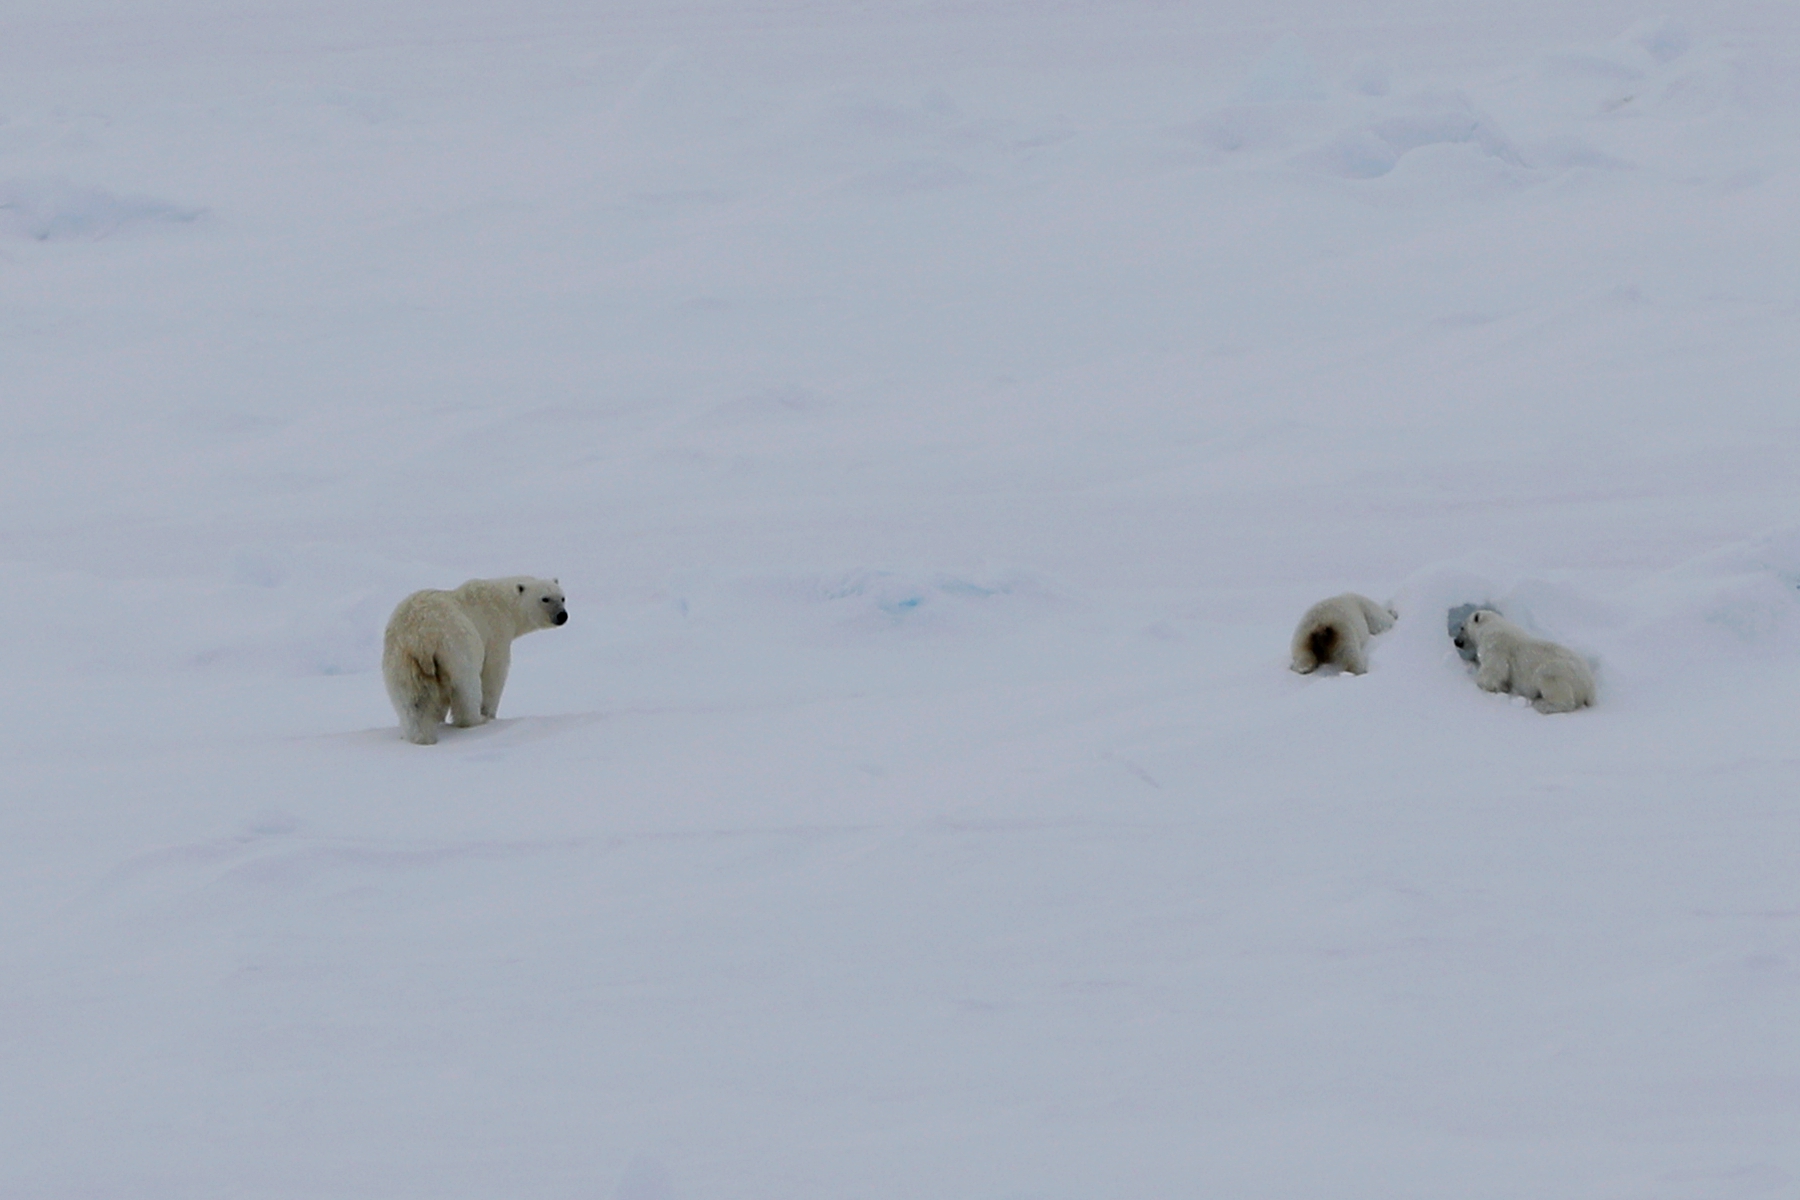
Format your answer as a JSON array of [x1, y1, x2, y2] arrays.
[[1452, 608, 1500, 653], [516, 578, 568, 628]]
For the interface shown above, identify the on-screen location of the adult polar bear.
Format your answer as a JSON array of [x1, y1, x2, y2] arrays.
[[383, 577, 568, 744], [1454, 609, 1595, 714]]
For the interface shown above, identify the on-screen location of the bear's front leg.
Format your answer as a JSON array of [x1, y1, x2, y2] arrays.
[[1474, 656, 1510, 693], [480, 644, 512, 720]]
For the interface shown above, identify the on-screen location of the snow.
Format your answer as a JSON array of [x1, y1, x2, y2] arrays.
[[3, 1, 1799, 1195]]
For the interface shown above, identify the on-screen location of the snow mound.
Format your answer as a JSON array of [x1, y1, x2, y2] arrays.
[[1184, 71, 1525, 182], [1531, 18, 1727, 120], [1379, 534, 1800, 713], [1375, 557, 1604, 693], [1608, 528, 1800, 676], [1303, 91, 1524, 180], [1182, 19, 1768, 186]]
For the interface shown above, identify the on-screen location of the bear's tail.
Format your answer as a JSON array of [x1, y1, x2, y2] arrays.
[[1308, 623, 1338, 664], [1291, 619, 1340, 673], [419, 651, 451, 701]]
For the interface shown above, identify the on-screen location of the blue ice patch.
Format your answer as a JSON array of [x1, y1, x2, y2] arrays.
[[879, 593, 924, 616], [935, 577, 1002, 598], [1447, 602, 1491, 662]]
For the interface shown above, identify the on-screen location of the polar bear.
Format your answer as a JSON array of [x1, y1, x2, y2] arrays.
[[1453, 609, 1594, 714], [382, 577, 568, 744], [1290, 593, 1396, 675]]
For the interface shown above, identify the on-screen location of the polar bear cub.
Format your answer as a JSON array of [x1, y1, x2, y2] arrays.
[[383, 577, 568, 745], [1453, 609, 1594, 714], [1290, 593, 1397, 675]]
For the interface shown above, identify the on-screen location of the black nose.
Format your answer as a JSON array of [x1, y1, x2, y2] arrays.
[[554, 611, 568, 626]]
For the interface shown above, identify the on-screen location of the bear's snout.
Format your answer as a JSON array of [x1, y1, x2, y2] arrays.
[[553, 610, 568, 626]]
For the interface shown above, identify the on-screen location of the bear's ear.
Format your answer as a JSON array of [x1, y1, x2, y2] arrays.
[[517, 583, 525, 593]]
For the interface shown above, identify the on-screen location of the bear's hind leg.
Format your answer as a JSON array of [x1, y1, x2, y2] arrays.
[[448, 672, 487, 728], [1356, 596, 1396, 635], [387, 659, 446, 744], [1532, 674, 1584, 714], [399, 701, 440, 745], [404, 673, 454, 744], [1290, 625, 1323, 673], [433, 640, 488, 729]]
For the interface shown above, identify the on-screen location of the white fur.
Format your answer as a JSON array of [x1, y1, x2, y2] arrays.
[[1290, 593, 1396, 675], [1456, 609, 1595, 714], [382, 576, 567, 745]]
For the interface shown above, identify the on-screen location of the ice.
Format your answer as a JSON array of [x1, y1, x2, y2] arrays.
[[3, 2, 1800, 1197]]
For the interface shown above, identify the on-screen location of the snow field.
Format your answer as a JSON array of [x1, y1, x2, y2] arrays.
[[3, 2, 1800, 1196]]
